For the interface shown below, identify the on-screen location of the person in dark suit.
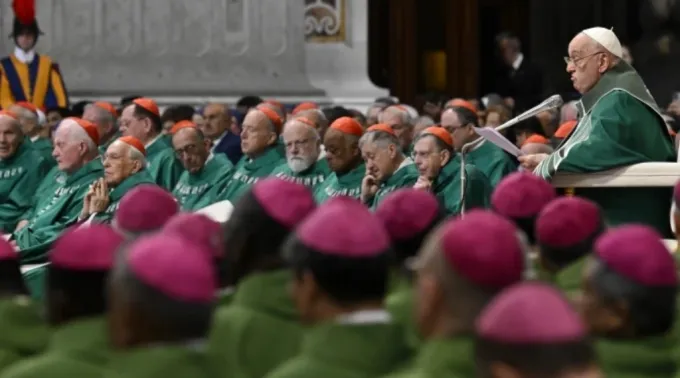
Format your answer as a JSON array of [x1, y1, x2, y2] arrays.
[[201, 103, 242, 165], [495, 32, 544, 113]]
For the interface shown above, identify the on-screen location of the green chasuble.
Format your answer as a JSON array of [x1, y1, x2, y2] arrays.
[[216, 147, 284, 204], [389, 338, 475, 378], [0, 317, 109, 378], [145, 135, 184, 191], [465, 140, 517, 188], [535, 63, 676, 235], [385, 274, 418, 354], [27, 138, 55, 168], [0, 144, 51, 233], [104, 345, 212, 378], [313, 163, 365, 204], [271, 158, 330, 192], [0, 296, 49, 373], [20, 166, 61, 221], [208, 270, 302, 378], [432, 157, 491, 215], [173, 154, 233, 212], [13, 159, 103, 264], [93, 171, 156, 223], [369, 159, 419, 210], [98, 131, 122, 156], [266, 315, 411, 378], [597, 337, 676, 378]]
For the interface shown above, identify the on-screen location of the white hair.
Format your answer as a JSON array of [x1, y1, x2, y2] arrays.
[[85, 103, 115, 124], [59, 119, 97, 153], [414, 115, 435, 127], [359, 129, 400, 150], [12, 106, 37, 123], [379, 106, 413, 125], [284, 118, 321, 142], [111, 140, 147, 166]]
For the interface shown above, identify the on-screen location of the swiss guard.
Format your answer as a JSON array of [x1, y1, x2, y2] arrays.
[[0, 0, 68, 110]]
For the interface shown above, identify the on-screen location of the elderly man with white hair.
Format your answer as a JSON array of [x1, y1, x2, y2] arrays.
[[271, 116, 330, 191], [0, 111, 51, 233], [79, 136, 154, 223], [519, 27, 676, 233], [379, 105, 415, 154], [360, 124, 419, 210], [12, 117, 103, 263], [9, 101, 54, 165]]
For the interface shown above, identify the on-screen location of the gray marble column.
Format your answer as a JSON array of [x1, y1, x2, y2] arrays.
[[0, 0, 324, 99]]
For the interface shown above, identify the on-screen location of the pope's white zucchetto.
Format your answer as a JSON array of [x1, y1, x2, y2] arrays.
[[581, 27, 623, 59]]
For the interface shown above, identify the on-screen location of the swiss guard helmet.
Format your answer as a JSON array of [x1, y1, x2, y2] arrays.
[[10, 0, 43, 47]]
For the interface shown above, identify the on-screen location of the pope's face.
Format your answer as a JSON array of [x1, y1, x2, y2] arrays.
[[566, 34, 607, 94]]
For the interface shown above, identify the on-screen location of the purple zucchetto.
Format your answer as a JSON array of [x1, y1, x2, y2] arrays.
[[595, 224, 677, 287], [50, 225, 124, 270], [491, 172, 556, 219], [297, 196, 390, 257], [163, 213, 224, 258], [476, 282, 587, 343], [535, 197, 602, 248], [114, 185, 179, 233], [126, 234, 216, 303], [375, 189, 441, 241], [251, 178, 316, 229], [440, 210, 524, 288]]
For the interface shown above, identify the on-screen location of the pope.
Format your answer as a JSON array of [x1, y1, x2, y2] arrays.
[[521, 27, 676, 234]]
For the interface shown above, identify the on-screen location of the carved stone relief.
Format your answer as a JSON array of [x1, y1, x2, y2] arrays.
[[0, 0, 322, 96], [304, 0, 346, 43]]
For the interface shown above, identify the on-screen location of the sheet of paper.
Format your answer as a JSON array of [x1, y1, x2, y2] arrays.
[[472, 126, 523, 157]]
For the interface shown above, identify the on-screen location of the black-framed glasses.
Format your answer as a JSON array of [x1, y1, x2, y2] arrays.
[[563, 52, 604, 66]]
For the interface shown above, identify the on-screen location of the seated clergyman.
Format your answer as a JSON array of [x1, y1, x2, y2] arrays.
[[79, 136, 154, 223], [271, 117, 329, 191], [171, 121, 233, 211], [11, 118, 103, 264]]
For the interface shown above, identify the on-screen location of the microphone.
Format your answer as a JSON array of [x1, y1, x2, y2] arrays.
[[457, 94, 564, 215]]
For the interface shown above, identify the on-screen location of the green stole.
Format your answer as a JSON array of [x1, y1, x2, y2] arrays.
[[370, 158, 419, 210], [271, 158, 330, 191], [536, 62, 676, 235], [173, 154, 233, 211], [313, 163, 365, 204], [94, 170, 156, 223], [216, 146, 284, 203]]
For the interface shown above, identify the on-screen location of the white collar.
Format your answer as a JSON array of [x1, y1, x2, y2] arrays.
[[512, 53, 524, 70], [30, 135, 39, 142], [211, 131, 228, 152], [317, 145, 326, 161], [145, 134, 162, 148], [13, 47, 35, 64], [336, 309, 391, 325]]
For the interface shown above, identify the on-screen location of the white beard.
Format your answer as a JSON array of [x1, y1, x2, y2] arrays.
[[288, 156, 314, 173]]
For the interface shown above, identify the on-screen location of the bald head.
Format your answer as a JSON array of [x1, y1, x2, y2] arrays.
[[294, 109, 329, 133], [241, 109, 278, 156], [8, 105, 38, 136]]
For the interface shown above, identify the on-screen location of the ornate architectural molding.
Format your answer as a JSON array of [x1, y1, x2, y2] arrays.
[[304, 0, 347, 43]]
